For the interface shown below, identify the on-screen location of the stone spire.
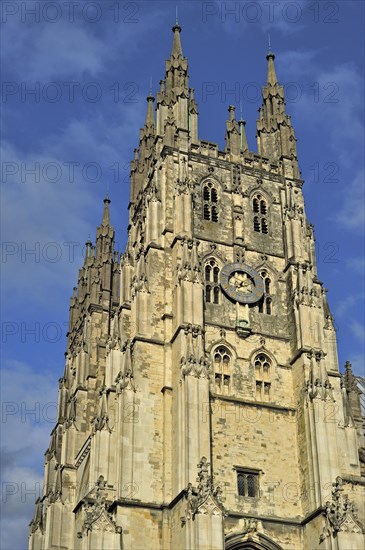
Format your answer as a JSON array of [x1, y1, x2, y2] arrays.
[[101, 194, 111, 226], [156, 21, 197, 142], [266, 50, 278, 85], [163, 22, 188, 98], [138, 93, 156, 163], [145, 93, 155, 130], [67, 196, 118, 342], [171, 21, 183, 57], [257, 50, 298, 170]]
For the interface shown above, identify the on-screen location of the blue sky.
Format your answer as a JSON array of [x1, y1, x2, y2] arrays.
[[1, 1, 364, 548]]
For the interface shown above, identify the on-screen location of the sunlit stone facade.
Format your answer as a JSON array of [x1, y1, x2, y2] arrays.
[[29, 23, 364, 550]]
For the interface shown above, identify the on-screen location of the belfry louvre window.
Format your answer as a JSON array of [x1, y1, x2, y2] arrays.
[[253, 194, 268, 234], [214, 346, 231, 394], [205, 259, 220, 304], [203, 181, 218, 222], [258, 270, 272, 315], [236, 469, 259, 498]]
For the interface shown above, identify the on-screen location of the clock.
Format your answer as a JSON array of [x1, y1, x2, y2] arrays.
[[220, 262, 264, 305]]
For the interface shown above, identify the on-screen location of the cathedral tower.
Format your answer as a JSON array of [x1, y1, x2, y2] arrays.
[[29, 24, 364, 550]]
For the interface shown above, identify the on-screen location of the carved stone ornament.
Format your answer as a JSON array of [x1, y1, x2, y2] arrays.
[[48, 463, 63, 504], [320, 476, 363, 542], [177, 238, 201, 283], [180, 324, 211, 379], [106, 312, 121, 353], [305, 350, 334, 402], [115, 341, 135, 392], [80, 476, 122, 537], [225, 518, 259, 542], [30, 497, 44, 534], [65, 394, 78, 429], [181, 457, 226, 525], [92, 388, 112, 433]]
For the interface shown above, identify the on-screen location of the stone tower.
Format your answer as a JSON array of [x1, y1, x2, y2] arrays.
[[29, 24, 364, 550]]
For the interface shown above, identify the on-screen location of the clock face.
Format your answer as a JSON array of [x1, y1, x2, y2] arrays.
[[220, 262, 264, 304]]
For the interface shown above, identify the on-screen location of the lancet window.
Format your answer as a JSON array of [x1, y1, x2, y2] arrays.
[[253, 194, 268, 234], [254, 353, 272, 401], [203, 181, 219, 222], [213, 346, 231, 394], [258, 270, 272, 315], [205, 258, 220, 304]]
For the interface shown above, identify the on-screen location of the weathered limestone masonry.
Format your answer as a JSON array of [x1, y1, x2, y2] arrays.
[[29, 24, 364, 550]]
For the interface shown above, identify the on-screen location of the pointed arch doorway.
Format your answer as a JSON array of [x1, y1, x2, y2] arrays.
[[225, 531, 284, 550]]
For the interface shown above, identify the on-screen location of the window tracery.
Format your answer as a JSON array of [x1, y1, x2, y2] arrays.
[[254, 353, 272, 401], [205, 258, 220, 304], [213, 346, 231, 394], [258, 270, 272, 315], [252, 194, 268, 234], [203, 181, 219, 222]]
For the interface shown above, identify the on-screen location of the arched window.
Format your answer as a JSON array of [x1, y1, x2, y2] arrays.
[[252, 194, 268, 234], [213, 346, 231, 394], [203, 181, 219, 222], [258, 270, 272, 315], [205, 259, 220, 304], [254, 353, 271, 401]]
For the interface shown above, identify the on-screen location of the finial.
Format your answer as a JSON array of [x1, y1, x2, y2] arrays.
[[172, 5, 181, 32], [266, 33, 275, 62], [149, 77, 153, 97]]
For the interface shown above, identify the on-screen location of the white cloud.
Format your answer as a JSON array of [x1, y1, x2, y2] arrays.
[[1, 97, 144, 310], [285, 60, 364, 167], [336, 170, 365, 229], [335, 292, 364, 318], [199, 0, 308, 37], [350, 321, 365, 343], [1, 360, 58, 550], [2, 19, 108, 81], [1, 6, 167, 82], [346, 256, 365, 273], [1, 466, 44, 550]]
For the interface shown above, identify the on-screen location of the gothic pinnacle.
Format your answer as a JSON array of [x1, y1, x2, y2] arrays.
[[171, 20, 183, 57], [228, 105, 236, 121], [225, 105, 240, 155], [85, 238, 93, 258], [266, 50, 278, 86], [238, 102, 248, 152], [102, 195, 111, 226], [145, 93, 155, 128]]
